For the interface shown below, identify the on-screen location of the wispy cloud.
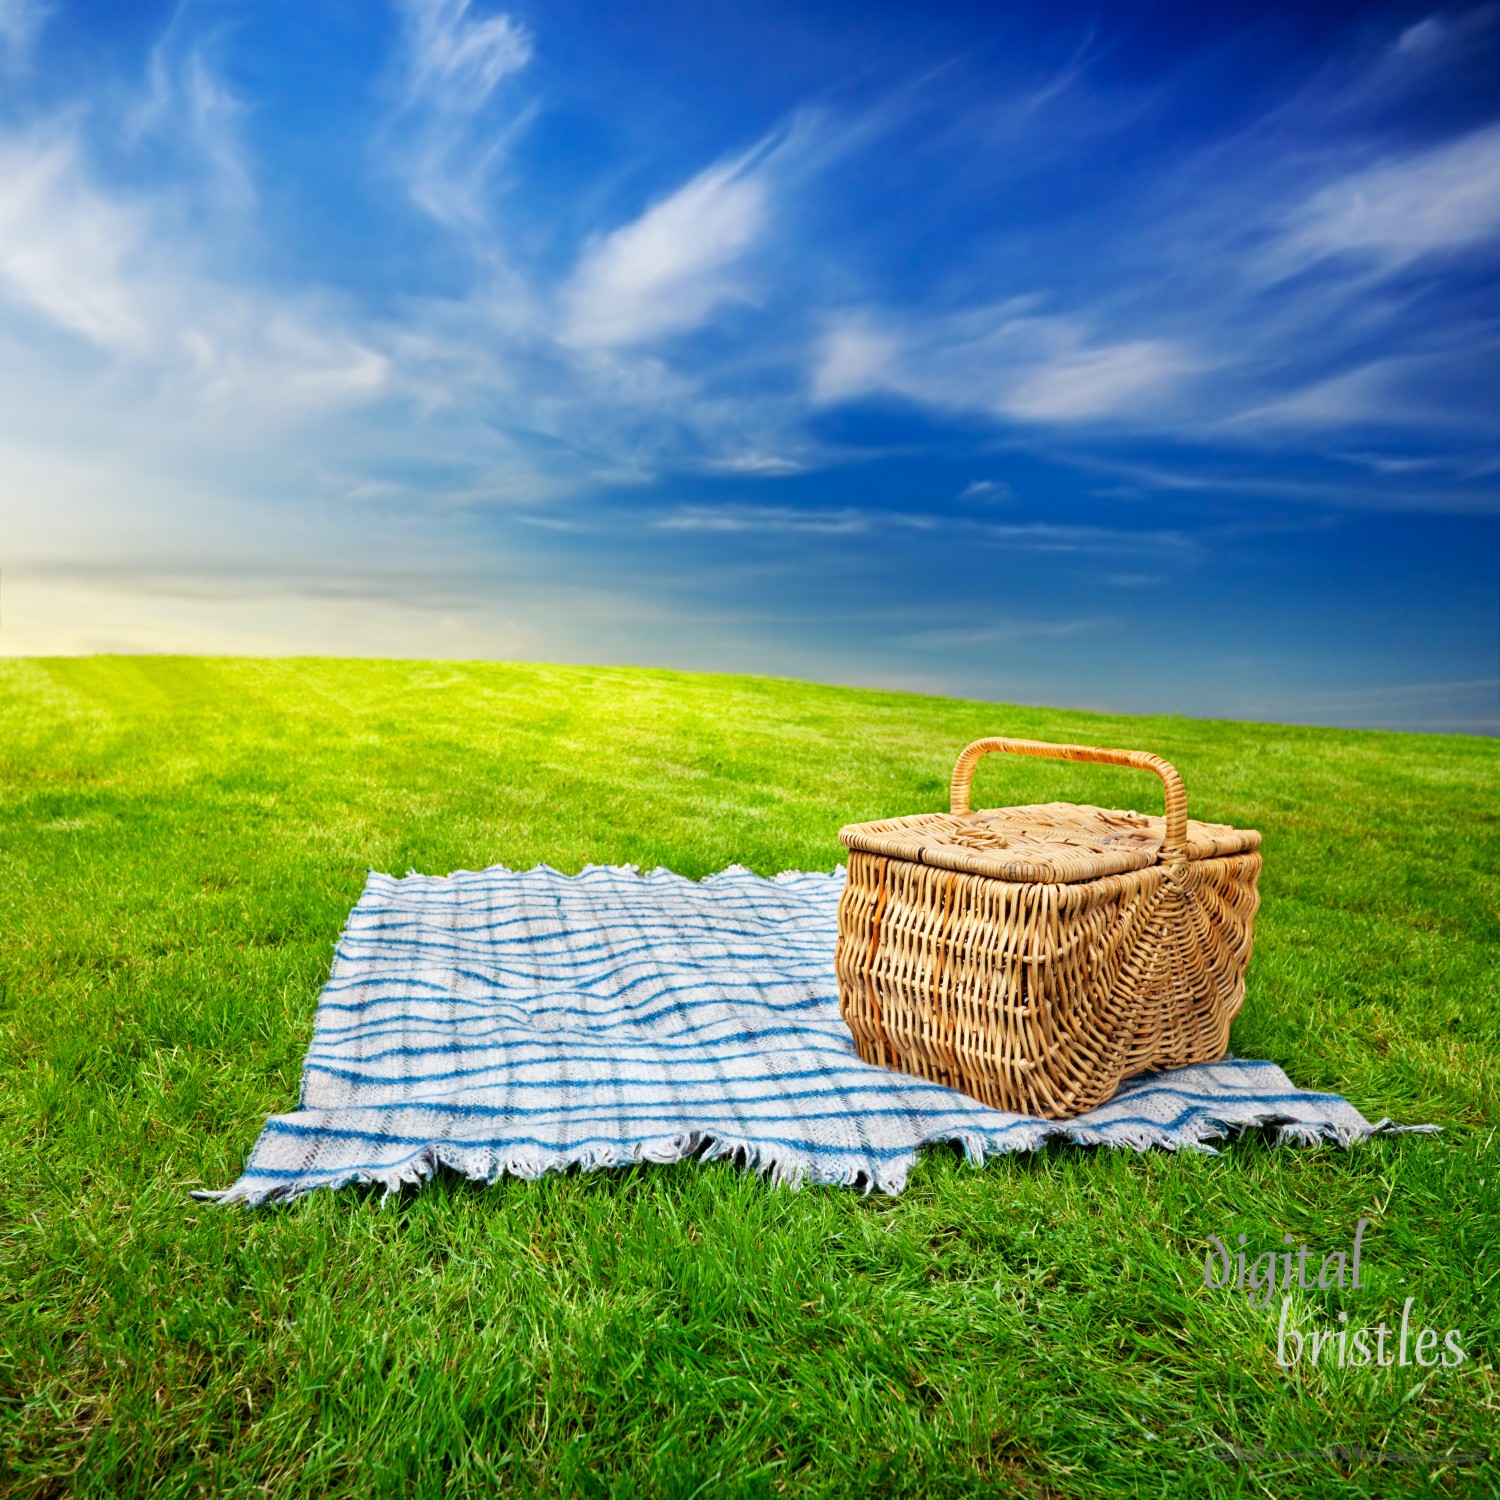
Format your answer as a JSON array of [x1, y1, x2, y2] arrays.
[[811, 308, 1197, 425], [560, 149, 772, 349], [976, 521, 1196, 556], [648, 504, 1195, 558], [1394, 9, 1490, 57], [810, 317, 902, 404], [958, 479, 1013, 502], [1230, 361, 1409, 428], [392, 0, 533, 227], [1372, 5, 1500, 85], [702, 453, 808, 476], [0, 133, 150, 350], [0, 134, 390, 410], [654, 504, 877, 535], [1001, 339, 1193, 421], [1271, 120, 1500, 276], [129, 35, 255, 211], [403, 0, 530, 105], [900, 614, 1112, 648]]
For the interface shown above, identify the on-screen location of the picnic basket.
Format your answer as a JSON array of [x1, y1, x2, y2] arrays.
[[834, 737, 1261, 1119]]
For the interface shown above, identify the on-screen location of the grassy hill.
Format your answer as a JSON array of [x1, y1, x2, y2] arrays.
[[2, 656, 1496, 1497]]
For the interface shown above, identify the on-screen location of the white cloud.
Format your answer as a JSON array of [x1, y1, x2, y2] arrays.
[[1000, 339, 1189, 421], [978, 521, 1196, 556], [811, 308, 1194, 426], [402, 0, 531, 109], [129, 45, 255, 211], [810, 318, 902, 403], [648, 506, 1195, 556], [1275, 122, 1500, 273], [1395, 15, 1451, 55], [901, 615, 1111, 648], [655, 504, 870, 535], [1229, 360, 1411, 427], [560, 155, 770, 348], [1064, 449, 1500, 512], [0, 134, 150, 350], [958, 479, 1013, 502], [703, 453, 807, 476], [0, 130, 391, 420], [1393, 6, 1499, 59], [180, 315, 392, 410], [1336, 450, 1447, 475], [392, 0, 533, 227]]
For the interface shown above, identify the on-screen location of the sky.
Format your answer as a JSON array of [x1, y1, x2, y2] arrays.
[[0, 0, 1497, 732]]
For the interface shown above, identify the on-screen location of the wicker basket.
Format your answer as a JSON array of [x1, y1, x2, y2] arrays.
[[835, 737, 1261, 1119]]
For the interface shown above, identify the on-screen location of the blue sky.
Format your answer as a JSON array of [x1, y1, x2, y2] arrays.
[[1, 0, 1497, 731]]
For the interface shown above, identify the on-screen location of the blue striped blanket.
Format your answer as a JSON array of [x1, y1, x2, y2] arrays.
[[207, 863, 1420, 1205]]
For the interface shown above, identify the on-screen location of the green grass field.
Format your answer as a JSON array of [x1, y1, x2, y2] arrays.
[[2, 656, 1497, 1498]]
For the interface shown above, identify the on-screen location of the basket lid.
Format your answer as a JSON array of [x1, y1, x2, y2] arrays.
[[838, 800, 1260, 885]]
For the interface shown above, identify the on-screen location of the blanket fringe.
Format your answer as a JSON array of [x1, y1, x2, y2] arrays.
[[198, 1109, 1433, 1208]]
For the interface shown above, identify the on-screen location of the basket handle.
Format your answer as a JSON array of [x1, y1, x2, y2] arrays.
[[949, 737, 1189, 861]]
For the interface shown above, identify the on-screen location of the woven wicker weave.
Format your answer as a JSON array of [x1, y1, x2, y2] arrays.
[[835, 737, 1261, 1119]]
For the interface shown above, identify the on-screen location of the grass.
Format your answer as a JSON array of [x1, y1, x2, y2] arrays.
[[0, 654, 1496, 1499]]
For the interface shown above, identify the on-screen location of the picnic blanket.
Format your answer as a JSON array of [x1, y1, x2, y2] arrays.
[[206, 863, 1423, 1205]]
